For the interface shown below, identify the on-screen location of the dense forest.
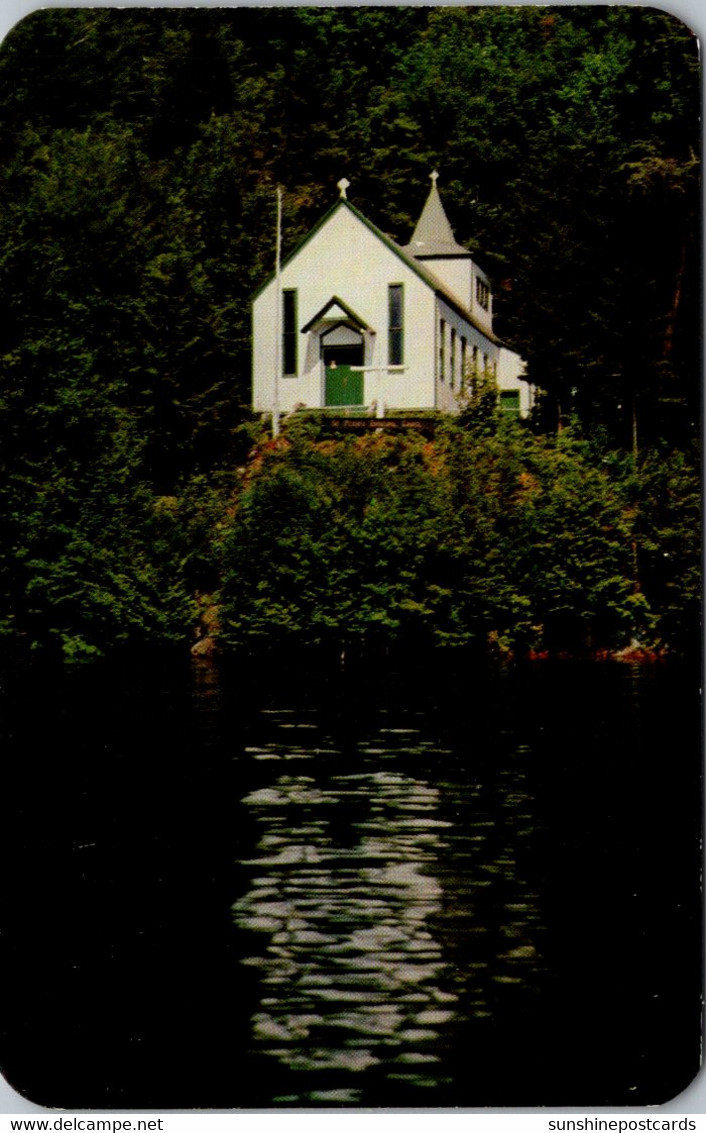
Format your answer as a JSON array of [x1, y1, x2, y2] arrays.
[[0, 7, 699, 663]]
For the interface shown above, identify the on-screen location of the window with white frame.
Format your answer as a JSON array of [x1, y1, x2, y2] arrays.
[[283, 289, 298, 376], [388, 284, 404, 366]]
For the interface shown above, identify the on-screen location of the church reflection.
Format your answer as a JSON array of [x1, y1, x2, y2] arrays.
[[232, 715, 543, 1103]]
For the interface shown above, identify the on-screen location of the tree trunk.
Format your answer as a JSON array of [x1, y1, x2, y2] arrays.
[[663, 237, 688, 359]]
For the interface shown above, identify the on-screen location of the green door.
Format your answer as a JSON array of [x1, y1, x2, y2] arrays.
[[325, 363, 363, 407]]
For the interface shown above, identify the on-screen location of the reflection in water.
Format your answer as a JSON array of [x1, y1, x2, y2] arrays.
[[1, 660, 698, 1106], [232, 713, 543, 1104]]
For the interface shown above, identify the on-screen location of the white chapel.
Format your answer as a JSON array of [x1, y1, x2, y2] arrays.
[[252, 174, 531, 419]]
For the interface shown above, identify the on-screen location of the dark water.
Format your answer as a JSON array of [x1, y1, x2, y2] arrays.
[[0, 654, 701, 1108]]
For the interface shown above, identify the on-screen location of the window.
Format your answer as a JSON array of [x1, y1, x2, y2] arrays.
[[283, 289, 297, 376], [461, 337, 467, 387], [388, 284, 404, 366], [475, 278, 490, 311], [450, 328, 456, 389], [439, 319, 446, 381], [500, 390, 521, 414]]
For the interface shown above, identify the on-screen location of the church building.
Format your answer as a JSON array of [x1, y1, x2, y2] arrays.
[[252, 174, 531, 419]]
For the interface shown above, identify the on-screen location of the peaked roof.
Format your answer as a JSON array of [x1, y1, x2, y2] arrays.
[[404, 175, 470, 259], [300, 295, 372, 334], [345, 198, 498, 342], [252, 192, 499, 344]]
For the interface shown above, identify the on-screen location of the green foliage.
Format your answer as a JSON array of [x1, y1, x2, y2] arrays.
[[633, 446, 701, 653], [0, 6, 698, 457], [371, 6, 699, 441], [0, 9, 697, 661], [219, 424, 687, 659], [457, 364, 501, 436], [220, 433, 452, 652]]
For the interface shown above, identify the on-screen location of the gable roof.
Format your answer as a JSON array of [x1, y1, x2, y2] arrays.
[[300, 295, 372, 334], [252, 196, 499, 344]]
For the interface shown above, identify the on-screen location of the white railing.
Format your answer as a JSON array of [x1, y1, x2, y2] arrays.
[[351, 366, 407, 418]]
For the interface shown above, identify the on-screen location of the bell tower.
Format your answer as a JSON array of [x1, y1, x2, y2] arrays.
[[403, 171, 492, 330]]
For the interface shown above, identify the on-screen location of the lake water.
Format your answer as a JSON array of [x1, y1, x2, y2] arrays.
[[1, 654, 700, 1108]]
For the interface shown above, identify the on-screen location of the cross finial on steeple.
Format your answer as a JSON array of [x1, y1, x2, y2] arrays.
[[407, 169, 466, 254], [337, 177, 350, 199]]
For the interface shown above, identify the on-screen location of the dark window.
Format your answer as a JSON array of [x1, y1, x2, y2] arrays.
[[283, 289, 297, 376], [475, 278, 490, 311], [439, 318, 446, 381], [450, 328, 456, 389], [461, 336, 467, 383], [388, 284, 404, 366]]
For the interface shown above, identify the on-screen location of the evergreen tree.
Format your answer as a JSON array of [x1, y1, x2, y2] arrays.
[[0, 7, 698, 660]]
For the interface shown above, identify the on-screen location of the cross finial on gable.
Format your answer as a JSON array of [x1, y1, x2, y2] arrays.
[[337, 177, 350, 199], [430, 169, 439, 185]]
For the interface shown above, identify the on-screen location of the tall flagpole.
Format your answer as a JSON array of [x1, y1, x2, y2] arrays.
[[273, 185, 282, 439]]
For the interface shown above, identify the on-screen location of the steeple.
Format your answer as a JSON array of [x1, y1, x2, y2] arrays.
[[403, 171, 491, 326], [405, 170, 470, 259]]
